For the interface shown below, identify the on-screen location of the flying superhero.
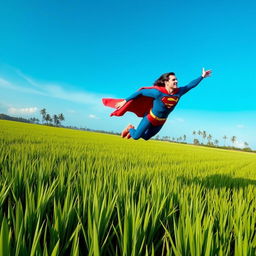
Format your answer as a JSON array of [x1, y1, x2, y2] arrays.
[[102, 68, 212, 140]]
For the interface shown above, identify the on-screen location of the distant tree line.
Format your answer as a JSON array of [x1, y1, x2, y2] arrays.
[[0, 109, 65, 127], [192, 130, 250, 150], [155, 130, 252, 152], [0, 114, 32, 123]]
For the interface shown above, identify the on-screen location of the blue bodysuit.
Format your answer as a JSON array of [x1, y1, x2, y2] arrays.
[[125, 76, 203, 140]]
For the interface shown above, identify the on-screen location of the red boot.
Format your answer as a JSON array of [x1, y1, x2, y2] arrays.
[[125, 132, 131, 139], [121, 124, 134, 138]]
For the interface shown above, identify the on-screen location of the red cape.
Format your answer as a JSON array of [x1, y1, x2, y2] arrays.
[[102, 86, 179, 117]]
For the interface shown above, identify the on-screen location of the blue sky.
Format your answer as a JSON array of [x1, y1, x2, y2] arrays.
[[1, 0, 256, 149]]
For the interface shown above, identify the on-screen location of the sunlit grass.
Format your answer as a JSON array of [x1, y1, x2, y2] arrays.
[[1, 120, 256, 255]]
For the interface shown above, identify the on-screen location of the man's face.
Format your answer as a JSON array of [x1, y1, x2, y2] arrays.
[[165, 75, 178, 89]]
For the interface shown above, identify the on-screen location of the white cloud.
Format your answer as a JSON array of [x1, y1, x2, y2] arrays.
[[16, 71, 110, 106], [169, 117, 185, 124], [0, 70, 113, 107], [67, 109, 76, 113], [88, 114, 99, 119], [175, 118, 185, 123], [0, 77, 46, 96], [0, 78, 12, 86], [44, 84, 101, 105], [236, 124, 245, 128], [8, 107, 38, 115], [16, 71, 42, 89]]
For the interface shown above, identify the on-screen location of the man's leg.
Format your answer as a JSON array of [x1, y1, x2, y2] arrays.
[[140, 124, 163, 140], [129, 116, 152, 140]]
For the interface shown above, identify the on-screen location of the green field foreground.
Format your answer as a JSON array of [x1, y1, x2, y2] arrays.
[[1, 120, 256, 255]]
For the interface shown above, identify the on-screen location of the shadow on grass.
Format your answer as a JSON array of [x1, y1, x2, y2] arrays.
[[177, 174, 256, 189]]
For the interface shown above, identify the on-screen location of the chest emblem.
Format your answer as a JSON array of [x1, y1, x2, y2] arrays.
[[161, 96, 179, 108]]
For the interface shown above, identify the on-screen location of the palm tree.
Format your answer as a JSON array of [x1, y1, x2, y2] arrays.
[[197, 130, 202, 143], [58, 113, 65, 126], [223, 135, 227, 146], [244, 142, 249, 148], [207, 134, 212, 145], [183, 135, 186, 142], [231, 136, 237, 147], [53, 114, 60, 126], [40, 108, 47, 124], [45, 114, 51, 125], [202, 131, 207, 144], [192, 130, 196, 140], [214, 139, 219, 147]]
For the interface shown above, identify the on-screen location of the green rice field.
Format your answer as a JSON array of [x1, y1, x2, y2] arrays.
[[1, 120, 256, 255]]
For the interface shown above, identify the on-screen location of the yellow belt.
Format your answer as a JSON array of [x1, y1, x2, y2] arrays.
[[149, 109, 167, 121]]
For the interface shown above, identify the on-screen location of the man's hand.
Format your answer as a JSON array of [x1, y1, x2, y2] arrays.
[[115, 100, 127, 109], [202, 68, 212, 78]]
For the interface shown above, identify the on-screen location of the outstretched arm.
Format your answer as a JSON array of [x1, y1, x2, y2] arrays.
[[179, 68, 212, 95], [115, 88, 160, 109]]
